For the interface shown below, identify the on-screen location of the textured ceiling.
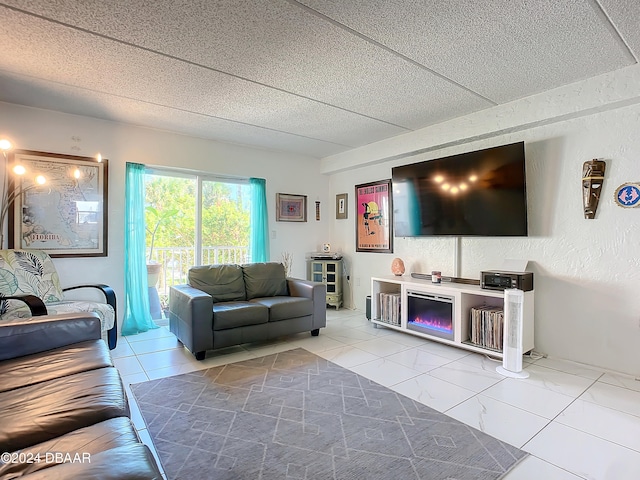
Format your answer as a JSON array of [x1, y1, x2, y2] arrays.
[[0, 0, 637, 158]]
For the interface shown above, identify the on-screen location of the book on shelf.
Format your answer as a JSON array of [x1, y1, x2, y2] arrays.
[[377, 292, 401, 326], [469, 304, 504, 351]]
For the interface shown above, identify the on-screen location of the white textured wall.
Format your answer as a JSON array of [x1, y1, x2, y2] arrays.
[[325, 67, 640, 376], [0, 102, 330, 330]]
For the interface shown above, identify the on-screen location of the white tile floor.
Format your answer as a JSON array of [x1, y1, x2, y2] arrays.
[[115, 309, 640, 480]]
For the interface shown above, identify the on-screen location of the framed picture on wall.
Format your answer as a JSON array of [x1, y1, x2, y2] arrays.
[[276, 193, 307, 222], [8, 150, 108, 257], [355, 179, 393, 253], [336, 193, 348, 219]]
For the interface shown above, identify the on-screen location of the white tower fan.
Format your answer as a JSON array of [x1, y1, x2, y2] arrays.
[[496, 288, 529, 379]]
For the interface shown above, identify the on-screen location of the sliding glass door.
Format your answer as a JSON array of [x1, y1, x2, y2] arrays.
[[200, 178, 250, 265], [144, 169, 251, 316]]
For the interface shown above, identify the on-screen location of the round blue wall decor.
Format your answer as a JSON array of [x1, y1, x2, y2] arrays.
[[614, 183, 640, 208]]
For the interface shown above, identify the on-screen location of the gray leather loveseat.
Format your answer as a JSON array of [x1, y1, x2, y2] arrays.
[[169, 262, 326, 360], [0, 312, 162, 479]]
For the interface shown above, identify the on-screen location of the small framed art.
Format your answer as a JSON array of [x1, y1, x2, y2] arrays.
[[336, 193, 348, 219], [276, 193, 307, 222]]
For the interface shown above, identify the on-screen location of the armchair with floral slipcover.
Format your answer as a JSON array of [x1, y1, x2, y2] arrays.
[[0, 249, 117, 349]]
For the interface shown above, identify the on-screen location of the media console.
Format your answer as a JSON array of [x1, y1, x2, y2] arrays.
[[371, 275, 534, 358]]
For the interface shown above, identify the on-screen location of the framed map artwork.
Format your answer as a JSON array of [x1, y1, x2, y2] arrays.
[[8, 150, 108, 257]]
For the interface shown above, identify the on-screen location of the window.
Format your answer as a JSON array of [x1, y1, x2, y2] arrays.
[[144, 168, 251, 298]]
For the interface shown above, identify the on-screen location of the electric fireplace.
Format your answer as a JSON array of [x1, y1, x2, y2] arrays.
[[406, 290, 454, 341]]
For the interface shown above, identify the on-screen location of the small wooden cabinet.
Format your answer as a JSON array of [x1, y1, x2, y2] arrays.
[[309, 259, 343, 309]]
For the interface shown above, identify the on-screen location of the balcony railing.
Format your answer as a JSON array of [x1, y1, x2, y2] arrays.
[[148, 246, 249, 297]]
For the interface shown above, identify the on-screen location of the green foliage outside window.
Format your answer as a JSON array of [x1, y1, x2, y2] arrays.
[[145, 176, 196, 251], [144, 175, 250, 254]]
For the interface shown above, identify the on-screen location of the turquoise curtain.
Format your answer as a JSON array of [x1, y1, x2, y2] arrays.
[[249, 177, 269, 262], [122, 162, 158, 335]]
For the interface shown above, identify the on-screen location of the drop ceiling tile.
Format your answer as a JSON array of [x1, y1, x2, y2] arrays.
[[299, 0, 635, 102], [598, 0, 640, 60], [0, 6, 406, 148], [0, 72, 346, 158], [2, 0, 493, 129], [1, 0, 637, 159]]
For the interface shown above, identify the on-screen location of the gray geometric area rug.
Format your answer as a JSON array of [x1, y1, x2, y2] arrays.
[[131, 348, 527, 479]]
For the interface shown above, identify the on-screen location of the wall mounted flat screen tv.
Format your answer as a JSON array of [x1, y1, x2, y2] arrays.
[[392, 142, 528, 237]]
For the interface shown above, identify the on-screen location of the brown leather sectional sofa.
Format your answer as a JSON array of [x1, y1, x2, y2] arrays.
[[0, 313, 162, 479]]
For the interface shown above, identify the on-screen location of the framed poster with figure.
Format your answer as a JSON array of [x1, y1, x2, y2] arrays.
[[8, 150, 108, 257], [355, 179, 393, 253]]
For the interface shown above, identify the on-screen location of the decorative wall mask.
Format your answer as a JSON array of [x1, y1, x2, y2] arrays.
[[582, 159, 606, 219]]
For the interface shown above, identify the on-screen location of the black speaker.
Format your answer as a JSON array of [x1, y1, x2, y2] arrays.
[[365, 295, 371, 320]]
